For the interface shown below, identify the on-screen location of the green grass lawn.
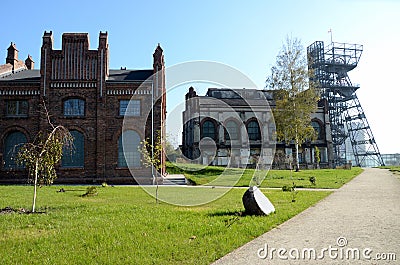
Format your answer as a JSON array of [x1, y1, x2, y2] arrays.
[[167, 162, 363, 189], [379, 165, 400, 172], [0, 185, 331, 265], [379, 165, 400, 179]]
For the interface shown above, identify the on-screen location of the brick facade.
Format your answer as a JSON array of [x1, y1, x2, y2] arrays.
[[0, 31, 166, 184]]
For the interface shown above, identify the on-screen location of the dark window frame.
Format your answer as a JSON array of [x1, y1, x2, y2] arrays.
[[5, 100, 29, 117], [61, 130, 84, 168], [3, 131, 27, 170], [119, 99, 141, 117], [311, 120, 323, 140], [63, 98, 85, 117], [246, 120, 261, 141], [201, 119, 217, 140]]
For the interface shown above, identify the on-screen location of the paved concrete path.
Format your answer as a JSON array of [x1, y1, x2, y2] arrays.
[[212, 168, 400, 264]]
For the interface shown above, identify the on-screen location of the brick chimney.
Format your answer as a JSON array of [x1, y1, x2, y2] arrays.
[[25, 54, 34, 69], [6, 42, 18, 66], [186, 86, 198, 100]]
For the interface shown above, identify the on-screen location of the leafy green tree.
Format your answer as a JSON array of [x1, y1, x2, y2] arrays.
[[267, 36, 320, 171], [164, 133, 181, 162], [17, 102, 73, 212]]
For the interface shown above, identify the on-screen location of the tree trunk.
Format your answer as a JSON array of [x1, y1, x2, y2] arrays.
[[295, 142, 300, 172], [155, 174, 159, 204], [294, 126, 300, 172], [32, 159, 39, 213]]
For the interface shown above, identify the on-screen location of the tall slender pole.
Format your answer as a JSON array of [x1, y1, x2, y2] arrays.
[[154, 66, 160, 203], [152, 73, 155, 184]]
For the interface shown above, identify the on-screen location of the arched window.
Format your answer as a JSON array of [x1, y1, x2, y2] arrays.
[[3, 131, 27, 169], [118, 130, 141, 168], [62, 130, 84, 168], [201, 120, 216, 140], [64, 99, 85, 117], [225, 120, 239, 140], [247, 120, 261, 141], [311, 121, 323, 140]]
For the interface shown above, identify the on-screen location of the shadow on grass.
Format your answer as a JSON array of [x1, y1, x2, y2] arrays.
[[0, 206, 47, 215], [208, 210, 271, 228], [208, 210, 245, 217], [56, 188, 86, 192], [208, 209, 277, 218]]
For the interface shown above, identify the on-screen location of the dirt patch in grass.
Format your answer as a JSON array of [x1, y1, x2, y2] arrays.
[[0, 206, 45, 215]]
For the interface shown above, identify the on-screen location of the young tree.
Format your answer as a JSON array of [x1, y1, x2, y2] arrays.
[[139, 132, 164, 203], [314, 146, 321, 169], [267, 36, 320, 171], [17, 102, 73, 212]]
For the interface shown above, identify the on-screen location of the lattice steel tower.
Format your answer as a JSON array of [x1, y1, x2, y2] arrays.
[[307, 41, 384, 167]]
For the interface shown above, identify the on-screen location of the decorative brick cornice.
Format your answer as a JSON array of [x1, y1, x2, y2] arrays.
[[50, 82, 97, 88], [106, 89, 151, 95], [0, 90, 40, 96]]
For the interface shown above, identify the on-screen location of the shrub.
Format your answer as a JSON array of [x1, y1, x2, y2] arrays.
[[309, 176, 316, 186], [282, 182, 297, 202], [81, 186, 98, 197]]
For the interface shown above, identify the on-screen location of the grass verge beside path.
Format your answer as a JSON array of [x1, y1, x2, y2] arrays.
[[0, 185, 330, 265], [167, 162, 363, 189], [379, 166, 400, 179]]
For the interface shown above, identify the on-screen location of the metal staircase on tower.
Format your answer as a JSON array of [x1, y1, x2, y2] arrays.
[[307, 40, 384, 167]]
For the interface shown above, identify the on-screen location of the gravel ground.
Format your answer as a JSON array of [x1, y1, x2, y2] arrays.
[[212, 168, 400, 264]]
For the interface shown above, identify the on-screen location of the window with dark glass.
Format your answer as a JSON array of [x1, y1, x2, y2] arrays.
[[320, 147, 328, 163], [61, 130, 84, 168], [119, 100, 140, 116], [298, 152, 304, 163], [6, 100, 28, 117], [312, 121, 323, 140], [202, 120, 216, 139], [225, 120, 239, 140], [118, 130, 141, 168], [247, 120, 261, 141], [64, 99, 85, 116], [3, 131, 27, 169]]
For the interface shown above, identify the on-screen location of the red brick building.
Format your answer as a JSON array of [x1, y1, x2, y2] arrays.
[[0, 31, 166, 184]]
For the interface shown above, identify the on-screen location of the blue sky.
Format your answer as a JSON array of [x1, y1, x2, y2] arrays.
[[1, 0, 399, 153]]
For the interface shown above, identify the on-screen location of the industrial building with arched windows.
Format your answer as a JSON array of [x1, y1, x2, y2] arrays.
[[181, 87, 333, 169], [0, 31, 166, 184]]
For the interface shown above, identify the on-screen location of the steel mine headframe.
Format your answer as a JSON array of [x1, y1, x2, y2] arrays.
[[307, 41, 384, 167]]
